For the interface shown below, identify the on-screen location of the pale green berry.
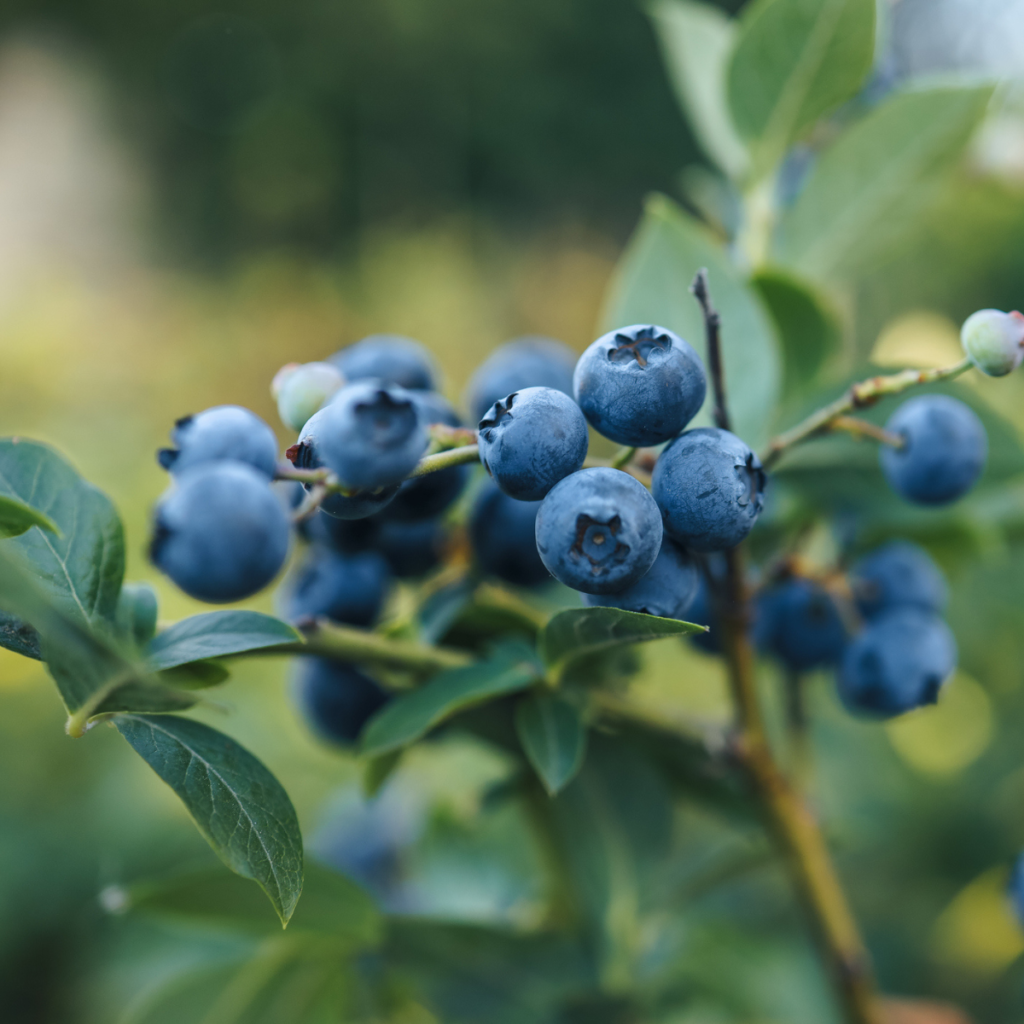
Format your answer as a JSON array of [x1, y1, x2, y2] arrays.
[[961, 308, 1024, 377], [274, 361, 345, 430]]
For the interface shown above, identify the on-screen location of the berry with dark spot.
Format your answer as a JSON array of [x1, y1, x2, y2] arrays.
[[469, 480, 549, 587], [330, 334, 437, 390], [158, 405, 278, 479], [582, 538, 698, 619]]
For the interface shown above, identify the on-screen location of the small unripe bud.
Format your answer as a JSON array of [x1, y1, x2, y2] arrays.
[[961, 308, 1024, 377], [273, 361, 345, 431]]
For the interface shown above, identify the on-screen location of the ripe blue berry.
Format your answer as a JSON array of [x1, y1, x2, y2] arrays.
[[478, 387, 589, 501], [272, 361, 345, 431], [850, 541, 947, 621], [652, 428, 765, 552], [961, 309, 1024, 377], [374, 518, 448, 578], [754, 579, 847, 672], [573, 324, 707, 446], [465, 336, 577, 423], [330, 334, 437, 391], [535, 467, 662, 595], [880, 395, 987, 506], [582, 538, 698, 619], [293, 658, 390, 746], [285, 547, 391, 627], [150, 462, 290, 603], [469, 480, 549, 587], [158, 405, 278, 479], [295, 382, 428, 491], [838, 608, 957, 717]]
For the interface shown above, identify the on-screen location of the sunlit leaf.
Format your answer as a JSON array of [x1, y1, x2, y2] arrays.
[[147, 611, 301, 671], [0, 493, 59, 539]]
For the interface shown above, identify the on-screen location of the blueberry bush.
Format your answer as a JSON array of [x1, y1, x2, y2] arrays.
[[3, 1, 1024, 1021]]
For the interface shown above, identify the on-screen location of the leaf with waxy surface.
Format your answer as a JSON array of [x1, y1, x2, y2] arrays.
[[727, 0, 876, 173], [647, 0, 748, 180], [146, 610, 301, 671], [0, 494, 59, 539], [539, 606, 705, 670], [602, 194, 782, 446], [776, 85, 995, 281], [361, 649, 542, 757], [515, 692, 588, 795], [116, 713, 304, 925], [115, 582, 159, 648]]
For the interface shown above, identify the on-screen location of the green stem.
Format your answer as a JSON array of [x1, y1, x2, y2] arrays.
[[761, 359, 972, 470], [408, 444, 480, 478], [610, 446, 638, 470]]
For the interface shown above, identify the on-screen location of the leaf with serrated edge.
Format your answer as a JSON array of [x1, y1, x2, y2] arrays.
[[727, 0, 875, 172], [602, 194, 781, 447], [116, 714, 304, 925], [0, 438, 123, 627], [147, 611, 300, 671], [361, 652, 540, 758], [0, 494, 59, 539], [540, 607, 704, 669], [516, 692, 588, 795]]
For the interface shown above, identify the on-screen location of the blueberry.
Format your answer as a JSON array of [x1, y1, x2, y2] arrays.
[[850, 541, 947, 620], [582, 538, 698, 619], [272, 361, 345, 431], [285, 547, 391, 627], [880, 395, 987, 506], [573, 324, 707, 446], [754, 579, 847, 672], [303, 508, 381, 552], [478, 387, 589, 501], [465, 336, 577, 423], [158, 405, 278, 479], [961, 309, 1024, 377], [652, 428, 765, 552], [293, 658, 390, 746], [330, 334, 437, 391], [374, 518, 449, 578], [838, 607, 957, 718], [1008, 853, 1024, 930], [150, 462, 290, 603], [469, 480, 549, 587], [379, 391, 470, 521], [535, 467, 662, 595]]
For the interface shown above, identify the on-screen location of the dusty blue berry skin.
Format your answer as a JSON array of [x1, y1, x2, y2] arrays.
[[478, 387, 589, 501], [302, 508, 379, 552], [838, 607, 957, 718], [582, 538, 698, 619], [294, 658, 390, 746], [150, 462, 290, 603], [158, 405, 278, 479], [380, 391, 469, 522], [754, 579, 847, 672], [573, 324, 707, 446], [880, 395, 987, 506], [375, 518, 448, 578], [465, 336, 577, 423], [652, 428, 765, 552], [851, 541, 947, 621], [535, 467, 662, 595], [330, 334, 437, 391], [285, 547, 391, 627], [469, 480, 549, 587]]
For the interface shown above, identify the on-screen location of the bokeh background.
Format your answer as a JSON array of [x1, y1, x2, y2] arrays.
[[4, 0, 1024, 1021]]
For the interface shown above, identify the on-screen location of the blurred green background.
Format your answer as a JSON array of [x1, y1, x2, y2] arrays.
[[4, 0, 1024, 1021]]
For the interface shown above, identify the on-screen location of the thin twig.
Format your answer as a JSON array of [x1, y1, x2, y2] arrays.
[[691, 269, 731, 432], [829, 416, 905, 449], [408, 444, 480, 478], [610, 446, 638, 470], [761, 359, 972, 471]]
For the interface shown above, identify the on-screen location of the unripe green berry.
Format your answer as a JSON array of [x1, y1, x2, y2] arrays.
[[961, 308, 1024, 377], [273, 361, 345, 431]]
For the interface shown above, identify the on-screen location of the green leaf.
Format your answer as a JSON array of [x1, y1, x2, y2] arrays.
[[159, 660, 231, 689], [647, 0, 748, 179], [125, 861, 381, 946], [361, 651, 542, 758], [0, 438, 124, 628], [0, 612, 40, 660], [515, 692, 587, 795], [727, 0, 876, 173], [363, 749, 403, 798], [115, 582, 159, 648], [776, 84, 994, 281], [115, 714, 304, 925], [0, 494, 59, 539], [751, 268, 842, 397], [602, 194, 782, 446], [147, 611, 301, 671], [539, 607, 705, 670]]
